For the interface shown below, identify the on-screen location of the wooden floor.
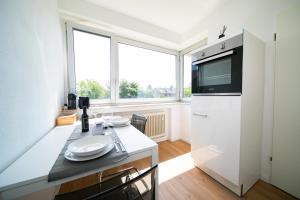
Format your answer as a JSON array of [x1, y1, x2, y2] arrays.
[[59, 140, 296, 200]]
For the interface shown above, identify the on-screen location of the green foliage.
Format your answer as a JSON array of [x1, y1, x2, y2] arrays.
[[184, 87, 191, 97], [119, 80, 139, 98], [142, 85, 154, 98], [77, 79, 109, 99]]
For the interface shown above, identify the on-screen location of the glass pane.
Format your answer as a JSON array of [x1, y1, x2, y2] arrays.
[[183, 54, 192, 98], [118, 43, 176, 100], [199, 57, 231, 86], [73, 29, 110, 100]]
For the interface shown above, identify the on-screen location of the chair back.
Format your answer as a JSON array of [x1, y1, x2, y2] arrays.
[[131, 114, 148, 134], [54, 165, 158, 200]]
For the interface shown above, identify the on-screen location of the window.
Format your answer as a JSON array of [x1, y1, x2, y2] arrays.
[[183, 54, 192, 98], [73, 29, 111, 101], [67, 24, 181, 105], [118, 43, 176, 101]]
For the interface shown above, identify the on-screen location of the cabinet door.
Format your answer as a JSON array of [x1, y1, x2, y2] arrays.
[[191, 96, 241, 185], [272, 4, 300, 198]]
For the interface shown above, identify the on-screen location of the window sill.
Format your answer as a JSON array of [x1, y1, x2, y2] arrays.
[[88, 100, 190, 113]]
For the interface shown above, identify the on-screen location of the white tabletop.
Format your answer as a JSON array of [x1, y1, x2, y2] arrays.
[[0, 121, 157, 195]]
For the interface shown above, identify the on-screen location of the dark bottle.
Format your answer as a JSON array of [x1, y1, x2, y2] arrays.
[[81, 106, 89, 132]]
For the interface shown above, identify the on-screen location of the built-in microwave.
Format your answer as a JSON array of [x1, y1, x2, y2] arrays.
[[192, 34, 243, 95]]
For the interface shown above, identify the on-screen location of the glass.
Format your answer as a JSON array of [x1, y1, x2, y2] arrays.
[[183, 54, 192, 98], [198, 57, 231, 86], [73, 29, 111, 100], [118, 43, 176, 100]]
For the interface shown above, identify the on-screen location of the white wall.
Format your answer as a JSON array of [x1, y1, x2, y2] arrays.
[[180, 104, 191, 143], [181, 0, 299, 182], [0, 0, 64, 172]]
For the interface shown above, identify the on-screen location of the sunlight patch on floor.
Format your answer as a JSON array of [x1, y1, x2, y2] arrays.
[[158, 153, 194, 184]]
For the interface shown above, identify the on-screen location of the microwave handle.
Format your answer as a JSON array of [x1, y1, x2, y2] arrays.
[[193, 50, 234, 65]]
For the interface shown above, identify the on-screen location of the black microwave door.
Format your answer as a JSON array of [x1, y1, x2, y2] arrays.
[[192, 47, 243, 95], [230, 46, 243, 93]]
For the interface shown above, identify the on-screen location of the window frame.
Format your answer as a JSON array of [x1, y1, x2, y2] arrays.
[[67, 23, 114, 105], [179, 39, 208, 101], [117, 41, 178, 103], [66, 22, 180, 105]]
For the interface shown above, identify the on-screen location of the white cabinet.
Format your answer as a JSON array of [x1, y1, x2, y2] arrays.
[[191, 96, 241, 185], [191, 30, 265, 196]]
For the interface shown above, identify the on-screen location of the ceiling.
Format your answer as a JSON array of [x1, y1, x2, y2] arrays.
[[85, 0, 232, 35], [58, 0, 234, 49]]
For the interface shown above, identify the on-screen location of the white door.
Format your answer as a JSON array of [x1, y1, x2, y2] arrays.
[[272, 4, 300, 198]]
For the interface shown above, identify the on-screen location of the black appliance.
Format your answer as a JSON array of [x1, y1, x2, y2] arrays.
[[192, 34, 243, 95], [78, 97, 90, 109], [67, 93, 76, 109]]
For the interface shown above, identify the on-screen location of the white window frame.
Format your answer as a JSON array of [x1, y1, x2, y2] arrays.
[[66, 22, 180, 105], [116, 38, 179, 103], [66, 23, 115, 105], [179, 39, 208, 101]]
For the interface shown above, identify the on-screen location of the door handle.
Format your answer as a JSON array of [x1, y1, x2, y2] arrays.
[[192, 113, 208, 117]]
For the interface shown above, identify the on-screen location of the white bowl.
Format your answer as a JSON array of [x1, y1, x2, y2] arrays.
[[67, 135, 113, 157]]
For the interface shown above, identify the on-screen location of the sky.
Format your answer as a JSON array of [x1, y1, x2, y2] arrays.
[[73, 30, 191, 90], [74, 30, 111, 88]]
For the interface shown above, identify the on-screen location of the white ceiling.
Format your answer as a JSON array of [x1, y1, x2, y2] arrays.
[[86, 0, 232, 35]]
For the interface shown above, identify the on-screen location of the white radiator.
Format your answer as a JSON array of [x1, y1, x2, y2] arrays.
[[144, 112, 166, 138], [116, 111, 167, 139]]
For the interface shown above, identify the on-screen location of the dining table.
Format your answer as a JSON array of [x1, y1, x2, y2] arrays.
[[0, 119, 158, 200]]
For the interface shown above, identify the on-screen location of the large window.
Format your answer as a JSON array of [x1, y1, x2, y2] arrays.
[[183, 54, 192, 98], [73, 29, 111, 101], [68, 24, 180, 105], [118, 43, 176, 100]]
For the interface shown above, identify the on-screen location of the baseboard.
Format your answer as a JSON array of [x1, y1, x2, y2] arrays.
[[151, 135, 167, 143]]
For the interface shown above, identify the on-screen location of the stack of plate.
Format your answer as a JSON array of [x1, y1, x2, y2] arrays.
[[95, 116, 130, 127], [64, 135, 114, 161], [108, 117, 130, 127]]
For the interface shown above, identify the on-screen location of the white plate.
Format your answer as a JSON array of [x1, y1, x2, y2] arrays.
[[110, 121, 130, 127], [109, 117, 130, 125], [64, 143, 114, 162], [67, 135, 112, 157], [102, 116, 122, 121]]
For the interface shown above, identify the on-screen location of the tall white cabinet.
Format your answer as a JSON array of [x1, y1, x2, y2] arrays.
[[191, 30, 265, 196]]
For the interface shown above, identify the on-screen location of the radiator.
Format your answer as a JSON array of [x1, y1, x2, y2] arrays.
[[144, 112, 166, 138], [116, 111, 167, 139]]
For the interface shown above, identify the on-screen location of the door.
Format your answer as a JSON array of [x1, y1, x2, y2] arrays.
[[272, 4, 300, 198]]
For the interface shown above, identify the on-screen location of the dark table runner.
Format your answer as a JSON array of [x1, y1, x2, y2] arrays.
[[48, 124, 128, 182]]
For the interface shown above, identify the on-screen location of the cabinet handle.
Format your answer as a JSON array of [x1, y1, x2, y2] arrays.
[[192, 113, 208, 117]]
